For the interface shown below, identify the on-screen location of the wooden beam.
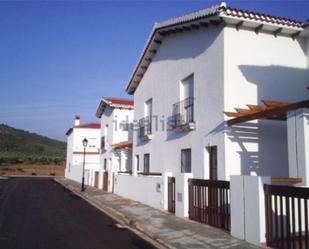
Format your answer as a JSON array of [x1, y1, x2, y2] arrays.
[[154, 39, 162, 44], [235, 108, 256, 114], [149, 49, 157, 54], [227, 99, 309, 126], [190, 24, 199, 30], [145, 58, 152, 62], [255, 24, 263, 34], [175, 27, 184, 33], [224, 112, 245, 118], [182, 26, 191, 31], [273, 28, 282, 37], [168, 29, 176, 34], [262, 100, 290, 108], [291, 31, 301, 40], [210, 20, 220, 26], [141, 65, 148, 70], [136, 73, 144, 77], [158, 30, 168, 36], [235, 21, 244, 31], [271, 178, 303, 183], [247, 104, 265, 111], [199, 22, 209, 27]]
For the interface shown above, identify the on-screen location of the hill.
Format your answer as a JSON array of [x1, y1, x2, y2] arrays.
[[0, 124, 66, 165]]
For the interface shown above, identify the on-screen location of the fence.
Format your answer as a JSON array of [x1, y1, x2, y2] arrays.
[[188, 178, 230, 232], [265, 184, 309, 249]]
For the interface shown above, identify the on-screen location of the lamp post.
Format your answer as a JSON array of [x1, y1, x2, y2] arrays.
[[81, 137, 88, 192]]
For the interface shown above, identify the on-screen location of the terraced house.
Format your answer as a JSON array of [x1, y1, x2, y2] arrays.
[[113, 1, 309, 232], [65, 116, 101, 187], [96, 97, 134, 192]]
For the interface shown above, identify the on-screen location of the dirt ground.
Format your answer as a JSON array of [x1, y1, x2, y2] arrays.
[[0, 164, 65, 176]]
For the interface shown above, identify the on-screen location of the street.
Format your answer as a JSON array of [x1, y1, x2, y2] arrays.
[[0, 177, 157, 249]]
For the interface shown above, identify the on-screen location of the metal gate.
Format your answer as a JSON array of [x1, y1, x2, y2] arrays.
[[265, 184, 309, 249], [103, 172, 108, 191], [188, 179, 230, 232], [168, 177, 175, 214]]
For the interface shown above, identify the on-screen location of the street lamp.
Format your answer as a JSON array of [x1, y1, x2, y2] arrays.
[[81, 137, 88, 192]]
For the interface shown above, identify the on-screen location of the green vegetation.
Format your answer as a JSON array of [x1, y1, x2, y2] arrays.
[[0, 124, 66, 165]]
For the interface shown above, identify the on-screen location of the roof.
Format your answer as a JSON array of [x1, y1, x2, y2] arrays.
[[125, 2, 306, 94], [66, 123, 100, 136], [75, 123, 101, 129], [96, 97, 134, 118]]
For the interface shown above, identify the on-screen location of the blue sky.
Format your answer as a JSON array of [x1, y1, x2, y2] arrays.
[[0, 0, 308, 141]]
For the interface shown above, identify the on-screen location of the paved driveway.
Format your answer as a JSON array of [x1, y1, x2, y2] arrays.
[[0, 177, 157, 249]]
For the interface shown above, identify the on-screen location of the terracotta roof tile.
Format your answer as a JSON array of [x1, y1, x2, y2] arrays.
[[105, 97, 134, 106], [96, 97, 134, 118], [126, 2, 306, 94], [74, 123, 100, 129]]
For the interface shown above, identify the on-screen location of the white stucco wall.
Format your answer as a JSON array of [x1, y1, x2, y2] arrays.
[[133, 25, 225, 179], [307, 37, 309, 69], [65, 133, 73, 178], [288, 108, 309, 186], [224, 26, 309, 178], [65, 126, 101, 184], [132, 23, 308, 183], [114, 174, 164, 209], [100, 107, 133, 172]]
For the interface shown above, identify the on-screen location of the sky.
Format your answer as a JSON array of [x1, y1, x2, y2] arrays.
[[0, 0, 308, 141]]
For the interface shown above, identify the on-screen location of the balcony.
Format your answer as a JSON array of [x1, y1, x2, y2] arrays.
[[139, 116, 153, 141], [172, 97, 195, 131]]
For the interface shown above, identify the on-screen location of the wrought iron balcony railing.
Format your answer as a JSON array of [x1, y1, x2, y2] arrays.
[[172, 97, 195, 129], [139, 116, 152, 139]]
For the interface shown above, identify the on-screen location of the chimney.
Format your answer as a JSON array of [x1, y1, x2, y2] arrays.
[[74, 115, 80, 126]]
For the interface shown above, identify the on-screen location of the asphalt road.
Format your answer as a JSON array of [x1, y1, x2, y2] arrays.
[[0, 177, 157, 249]]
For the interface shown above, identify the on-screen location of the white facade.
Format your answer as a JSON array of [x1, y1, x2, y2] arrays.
[[65, 117, 101, 187], [223, 25, 308, 179], [131, 16, 308, 182], [113, 3, 309, 215], [96, 97, 134, 192]]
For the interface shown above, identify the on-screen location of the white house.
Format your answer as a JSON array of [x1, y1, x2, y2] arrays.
[[95, 97, 134, 192], [65, 115, 101, 187], [113, 2, 309, 218]]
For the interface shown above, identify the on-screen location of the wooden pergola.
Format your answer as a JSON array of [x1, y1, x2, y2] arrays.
[[225, 99, 309, 184], [225, 99, 309, 126], [111, 140, 133, 149]]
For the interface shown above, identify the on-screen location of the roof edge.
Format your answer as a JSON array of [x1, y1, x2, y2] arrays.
[[125, 2, 306, 95]]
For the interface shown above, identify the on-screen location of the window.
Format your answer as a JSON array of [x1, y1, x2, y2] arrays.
[[104, 159, 107, 170], [139, 99, 153, 138], [144, 154, 150, 173], [173, 75, 195, 128], [180, 74, 194, 101], [120, 121, 129, 131], [136, 155, 140, 171], [101, 136, 105, 150], [208, 146, 218, 180], [145, 99, 152, 117], [181, 149, 191, 173]]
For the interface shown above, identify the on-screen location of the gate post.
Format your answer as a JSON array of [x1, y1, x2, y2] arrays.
[[287, 108, 309, 186], [230, 176, 270, 246], [175, 173, 192, 217], [163, 172, 173, 210]]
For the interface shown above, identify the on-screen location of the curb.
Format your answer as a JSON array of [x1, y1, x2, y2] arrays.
[[54, 178, 177, 249]]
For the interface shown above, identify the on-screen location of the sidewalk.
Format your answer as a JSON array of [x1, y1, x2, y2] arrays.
[[56, 178, 261, 249]]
